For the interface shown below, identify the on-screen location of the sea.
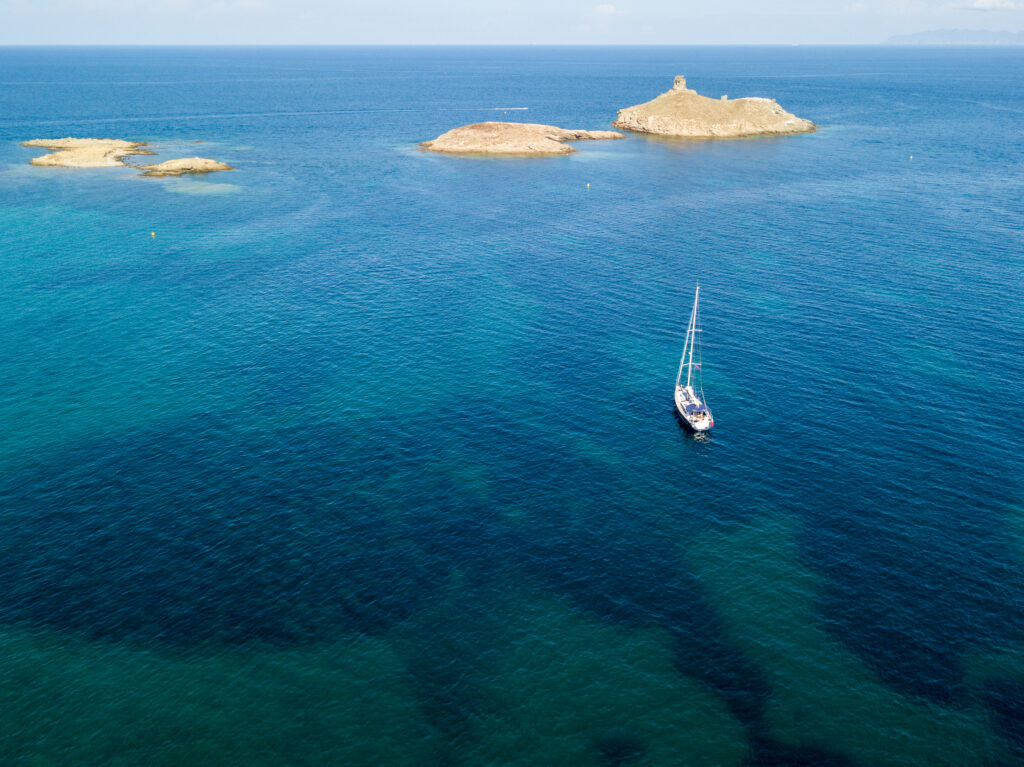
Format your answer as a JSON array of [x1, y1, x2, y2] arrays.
[[0, 45, 1022, 766]]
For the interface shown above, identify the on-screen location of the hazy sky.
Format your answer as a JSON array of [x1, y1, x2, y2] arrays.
[[2, 0, 1024, 45]]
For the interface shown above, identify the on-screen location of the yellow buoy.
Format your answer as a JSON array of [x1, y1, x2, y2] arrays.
[[586, 183, 590, 189], [909, 156, 913, 161], [151, 232, 155, 237]]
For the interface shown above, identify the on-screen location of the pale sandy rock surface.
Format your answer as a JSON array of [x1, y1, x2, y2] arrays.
[[22, 138, 233, 177], [613, 76, 815, 139], [22, 138, 153, 167], [421, 122, 625, 155], [138, 157, 234, 177]]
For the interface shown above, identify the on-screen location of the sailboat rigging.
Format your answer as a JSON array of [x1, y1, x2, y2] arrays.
[[674, 284, 714, 432]]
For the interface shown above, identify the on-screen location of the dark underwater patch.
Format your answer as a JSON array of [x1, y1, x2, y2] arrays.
[[0, 415, 462, 646], [749, 732, 856, 767], [594, 729, 646, 766], [986, 681, 1024, 760], [507, 498, 770, 727], [397, 581, 514, 767], [809, 501, 1024, 706]]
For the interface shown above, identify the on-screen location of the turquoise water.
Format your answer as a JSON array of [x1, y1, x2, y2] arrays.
[[0, 46, 1022, 765]]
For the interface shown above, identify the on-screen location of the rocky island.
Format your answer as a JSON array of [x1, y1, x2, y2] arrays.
[[22, 138, 154, 167], [613, 76, 815, 139], [138, 157, 234, 177], [22, 138, 233, 177], [421, 122, 624, 156]]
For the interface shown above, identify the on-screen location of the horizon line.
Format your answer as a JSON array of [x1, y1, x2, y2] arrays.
[[2, 42, 1021, 48]]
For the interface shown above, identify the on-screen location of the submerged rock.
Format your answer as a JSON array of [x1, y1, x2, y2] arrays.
[[421, 121, 624, 156], [613, 75, 815, 139]]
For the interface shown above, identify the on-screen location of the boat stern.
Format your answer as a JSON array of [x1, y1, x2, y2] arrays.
[[674, 386, 713, 432]]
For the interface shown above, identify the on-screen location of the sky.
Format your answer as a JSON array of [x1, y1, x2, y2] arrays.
[[1, 0, 1024, 45]]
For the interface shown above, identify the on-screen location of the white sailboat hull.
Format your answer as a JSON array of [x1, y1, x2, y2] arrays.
[[675, 385, 713, 432]]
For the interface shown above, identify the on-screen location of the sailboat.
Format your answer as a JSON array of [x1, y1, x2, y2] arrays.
[[674, 284, 714, 432]]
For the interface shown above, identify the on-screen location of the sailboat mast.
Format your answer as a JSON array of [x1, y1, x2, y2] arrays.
[[686, 285, 699, 389], [676, 286, 697, 389]]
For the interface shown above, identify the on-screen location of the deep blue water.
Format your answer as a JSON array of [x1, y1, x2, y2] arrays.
[[0, 46, 1022, 766]]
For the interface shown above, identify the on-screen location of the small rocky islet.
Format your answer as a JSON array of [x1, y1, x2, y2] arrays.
[[421, 75, 814, 156], [21, 138, 233, 177], [137, 157, 234, 177], [613, 75, 815, 138], [420, 122, 624, 156]]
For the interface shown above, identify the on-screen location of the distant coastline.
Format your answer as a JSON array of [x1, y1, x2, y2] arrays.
[[887, 29, 1024, 45]]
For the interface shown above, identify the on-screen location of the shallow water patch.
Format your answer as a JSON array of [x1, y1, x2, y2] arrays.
[[0, 626, 439, 766], [448, 591, 748, 766], [162, 179, 242, 196]]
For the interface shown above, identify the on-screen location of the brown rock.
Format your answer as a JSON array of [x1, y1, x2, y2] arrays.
[[421, 122, 625, 156], [613, 76, 815, 139], [137, 157, 234, 177]]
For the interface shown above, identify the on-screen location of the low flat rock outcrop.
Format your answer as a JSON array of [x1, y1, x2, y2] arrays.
[[22, 138, 233, 177], [613, 76, 815, 139], [22, 138, 153, 167], [421, 121, 625, 155], [138, 157, 234, 177]]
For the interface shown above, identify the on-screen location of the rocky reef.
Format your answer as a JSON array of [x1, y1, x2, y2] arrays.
[[421, 122, 624, 156], [22, 138, 232, 177], [21, 138, 154, 168], [613, 76, 815, 139], [138, 157, 234, 177]]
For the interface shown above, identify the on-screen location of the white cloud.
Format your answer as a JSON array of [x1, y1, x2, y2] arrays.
[[967, 0, 1019, 8], [594, 3, 617, 15]]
